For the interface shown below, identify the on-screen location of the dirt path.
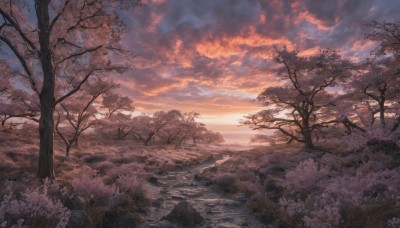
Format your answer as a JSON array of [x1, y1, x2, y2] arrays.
[[138, 155, 265, 228]]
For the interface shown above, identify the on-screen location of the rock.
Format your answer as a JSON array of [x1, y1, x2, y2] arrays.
[[221, 199, 241, 207], [171, 195, 186, 200], [180, 189, 203, 198], [103, 194, 143, 227], [161, 201, 204, 227], [67, 210, 92, 228], [216, 222, 242, 228], [173, 183, 189, 188], [148, 220, 176, 228], [174, 164, 183, 171], [167, 175, 177, 180], [152, 198, 164, 208], [147, 176, 158, 184]]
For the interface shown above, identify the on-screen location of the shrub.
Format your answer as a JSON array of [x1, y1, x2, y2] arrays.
[[283, 159, 329, 193], [212, 172, 237, 192], [70, 167, 118, 204], [0, 181, 70, 228], [388, 217, 400, 228], [116, 175, 147, 202], [236, 181, 260, 197]]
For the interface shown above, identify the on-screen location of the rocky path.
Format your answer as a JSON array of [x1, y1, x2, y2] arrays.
[[139, 156, 265, 228]]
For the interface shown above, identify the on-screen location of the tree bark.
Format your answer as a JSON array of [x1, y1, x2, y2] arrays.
[[303, 130, 314, 149], [36, 0, 56, 179], [379, 101, 385, 128], [66, 144, 71, 157], [302, 117, 314, 149], [144, 132, 155, 146]]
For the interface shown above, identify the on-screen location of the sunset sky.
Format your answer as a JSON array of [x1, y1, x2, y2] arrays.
[[115, 0, 400, 143]]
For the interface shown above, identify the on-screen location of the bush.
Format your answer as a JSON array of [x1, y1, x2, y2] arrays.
[[70, 167, 118, 204], [0, 181, 70, 228], [116, 175, 147, 203], [212, 172, 237, 192], [282, 159, 329, 193]]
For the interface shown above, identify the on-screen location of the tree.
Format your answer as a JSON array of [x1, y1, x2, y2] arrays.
[[243, 47, 353, 149], [96, 92, 135, 140], [98, 112, 135, 140], [367, 21, 400, 58], [350, 58, 399, 128], [132, 110, 182, 146], [201, 130, 225, 145], [0, 61, 10, 93], [365, 21, 400, 131], [250, 134, 271, 145], [55, 76, 115, 156], [0, 0, 140, 178], [0, 62, 39, 127], [0, 91, 40, 127], [102, 93, 134, 117]]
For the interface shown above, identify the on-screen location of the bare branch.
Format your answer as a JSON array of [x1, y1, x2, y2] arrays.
[[55, 68, 100, 104]]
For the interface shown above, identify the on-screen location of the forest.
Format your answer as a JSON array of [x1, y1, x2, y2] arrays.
[[0, 0, 400, 228]]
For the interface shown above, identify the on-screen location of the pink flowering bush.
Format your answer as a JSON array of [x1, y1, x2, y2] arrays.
[[282, 158, 329, 193], [0, 181, 70, 228], [116, 175, 147, 202], [70, 166, 118, 204], [342, 126, 398, 152], [278, 154, 400, 228], [388, 217, 400, 228]]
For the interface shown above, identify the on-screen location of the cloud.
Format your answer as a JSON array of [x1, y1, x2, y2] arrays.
[[117, 0, 400, 126]]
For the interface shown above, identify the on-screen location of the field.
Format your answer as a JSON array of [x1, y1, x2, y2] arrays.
[[1, 127, 400, 228]]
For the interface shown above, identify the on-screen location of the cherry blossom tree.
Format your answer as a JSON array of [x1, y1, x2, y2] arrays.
[[0, 89, 40, 127], [0, 62, 40, 127], [0, 0, 140, 178], [156, 111, 205, 148], [96, 92, 135, 140], [350, 58, 399, 128], [365, 21, 400, 131], [250, 134, 271, 145], [98, 112, 135, 140], [102, 93, 134, 117], [201, 130, 225, 145], [132, 110, 183, 146], [55, 76, 115, 156], [367, 21, 400, 58], [243, 47, 353, 149]]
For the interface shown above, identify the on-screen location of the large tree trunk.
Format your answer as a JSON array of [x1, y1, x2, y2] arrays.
[[37, 0, 56, 179], [302, 116, 314, 149], [303, 129, 314, 149]]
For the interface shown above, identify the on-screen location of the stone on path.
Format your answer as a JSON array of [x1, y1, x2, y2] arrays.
[[161, 201, 204, 227]]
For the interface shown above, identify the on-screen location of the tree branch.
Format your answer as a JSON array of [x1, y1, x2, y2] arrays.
[[55, 68, 100, 104]]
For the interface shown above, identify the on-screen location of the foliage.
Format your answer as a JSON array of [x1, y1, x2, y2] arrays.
[[0, 181, 70, 228], [243, 47, 353, 149], [70, 167, 118, 204]]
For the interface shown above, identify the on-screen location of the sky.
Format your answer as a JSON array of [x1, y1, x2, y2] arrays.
[[114, 0, 400, 144]]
